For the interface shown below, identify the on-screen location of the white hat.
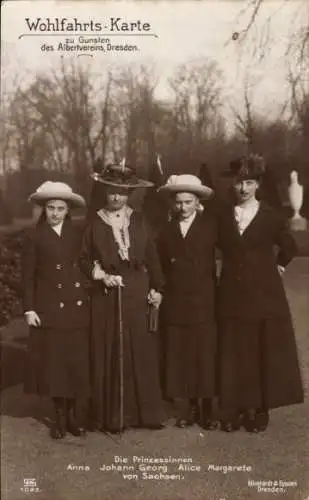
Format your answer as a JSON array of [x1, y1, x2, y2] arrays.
[[157, 174, 213, 200], [28, 181, 85, 208]]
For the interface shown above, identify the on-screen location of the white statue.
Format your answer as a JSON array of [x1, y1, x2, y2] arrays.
[[288, 170, 307, 230]]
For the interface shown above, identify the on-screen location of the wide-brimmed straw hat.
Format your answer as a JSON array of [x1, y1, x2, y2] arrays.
[[28, 181, 85, 207], [91, 163, 153, 189], [157, 174, 213, 200], [222, 154, 265, 180]]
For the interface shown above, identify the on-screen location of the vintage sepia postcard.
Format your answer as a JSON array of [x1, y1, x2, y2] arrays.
[[1, 1, 308, 499]]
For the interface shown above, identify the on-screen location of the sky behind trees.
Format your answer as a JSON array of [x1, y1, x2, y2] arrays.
[[2, 0, 308, 200], [2, 0, 306, 127]]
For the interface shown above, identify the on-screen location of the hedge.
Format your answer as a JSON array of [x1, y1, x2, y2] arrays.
[[0, 230, 24, 326]]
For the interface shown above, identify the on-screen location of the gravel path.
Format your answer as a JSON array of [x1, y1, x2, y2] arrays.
[[1, 258, 309, 500]]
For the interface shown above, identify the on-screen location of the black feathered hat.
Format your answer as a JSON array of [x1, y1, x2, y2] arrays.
[[222, 154, 265, 180], [91, 160, 153, 189]]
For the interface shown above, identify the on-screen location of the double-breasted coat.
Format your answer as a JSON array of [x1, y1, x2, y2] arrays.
[[79, 211, 165, 431], [157, 211, 218, 398], [217, 202, 304, 411], [22, 218, 91, 398]]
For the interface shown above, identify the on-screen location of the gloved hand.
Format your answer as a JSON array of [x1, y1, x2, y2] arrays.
[[277, 265, 285, 276], [147, 289, 162, 309], [103, 274, 124, 287], [25, 311, 41, 327], [92, 261, 124, 287]]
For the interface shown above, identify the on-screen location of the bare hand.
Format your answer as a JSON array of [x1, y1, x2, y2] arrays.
[[147, 289, 162, 309], [92, 261, 124, 287], [92, 261, 106, 280], [103, 274, 124, 288], [277, 265, 285, 276], [25, 311, 41, 327]]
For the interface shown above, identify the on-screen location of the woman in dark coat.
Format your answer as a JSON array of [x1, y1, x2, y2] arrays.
[[22, 181, 90, 439], [157, 174, 218, 429], [217, 155, 304, 432], [80, 164, 165, 433]]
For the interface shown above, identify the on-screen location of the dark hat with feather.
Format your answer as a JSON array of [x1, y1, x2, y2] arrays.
[[91, 158, 153, 189], [222, 154, 265, 181]]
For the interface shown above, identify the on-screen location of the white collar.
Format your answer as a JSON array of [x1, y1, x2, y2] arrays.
[[97, 205, 132, 222], [235, 199, 259, 212], [179, 211, 197, 225], [108, 206, 127, 217], [50, 220, 64, 236]]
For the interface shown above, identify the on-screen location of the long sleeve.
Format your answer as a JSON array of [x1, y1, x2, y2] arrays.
[[145, 222, 165, 293], [211, 216, 221, 282], [79, 223, 95, 280], [275, 214, 297, 267], [156, 228, 168, 277], [21, 229, 37, 312]]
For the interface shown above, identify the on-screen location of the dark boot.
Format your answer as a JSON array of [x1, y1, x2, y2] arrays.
[[66, 399, 86, 437], [255, 409, 269, 431], [86, 400, 98, 432], [50, 398, 66, 439], [219, 409, 241, 432], [200, 398, 220, 430], [176, 398, 200, 428], [243, 408, 269, 433]]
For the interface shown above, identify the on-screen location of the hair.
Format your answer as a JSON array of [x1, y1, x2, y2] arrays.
[[230, 154, 265, 181], [169, 191, 200, 201], [105, 185, 132, 196], [233, 176, 261, 184]]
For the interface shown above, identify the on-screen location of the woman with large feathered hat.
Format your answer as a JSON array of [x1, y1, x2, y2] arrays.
[[80, 162, 166, 432]]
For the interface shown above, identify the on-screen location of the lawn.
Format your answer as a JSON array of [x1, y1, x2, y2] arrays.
[[0, 258, 308, 500]]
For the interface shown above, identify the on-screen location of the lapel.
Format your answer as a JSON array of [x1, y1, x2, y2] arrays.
[[241, 202, 269, 239], [183, 213, 204, 245], [95, 213, 120, 267], [61, 219, 80, 259], [38, 221, 66, 260], [225, 202, 272, 247], [168, 213, 203, 257], [128, 211, 139, 262], [170, 217, 185, 248]]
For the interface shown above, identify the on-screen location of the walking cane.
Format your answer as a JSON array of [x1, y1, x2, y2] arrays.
[[117, 284, 124, 434]]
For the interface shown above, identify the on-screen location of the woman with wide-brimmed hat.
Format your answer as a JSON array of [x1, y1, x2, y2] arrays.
[[80, 163, 166, 432], [22, 181, 91, 439], [217, 154, 304, 432], [157, 174, 219, 429]]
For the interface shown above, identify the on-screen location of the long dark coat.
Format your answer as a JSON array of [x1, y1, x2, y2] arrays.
[[22, 218, 90, 398], [157, 211, 218, 398], [217, 202, 304, 411], [79, 211, 165, 431]]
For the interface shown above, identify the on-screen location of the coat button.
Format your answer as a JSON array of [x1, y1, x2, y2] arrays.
[[75, 282, 80, 288], [77, 300, 83, 306], [56, 264, 62, 270], [57, 284, 62, 289], [60, 302, 64, 308]]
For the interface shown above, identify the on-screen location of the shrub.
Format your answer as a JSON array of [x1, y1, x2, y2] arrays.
[[0, 230, 24, 326]]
